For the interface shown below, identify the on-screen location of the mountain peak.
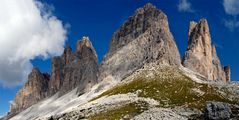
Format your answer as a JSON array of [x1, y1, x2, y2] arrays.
[[31, 67, 40, 75], [135, 3, 162, 15], [10, 68, 50, 116], [77, 36, 95, 54], [197, 18, 209, 33], [108, 3, 168, 55], [62, 45, 74, 65], [77, 36, 91, 47], [141, 3, 157, 11], [188, 19, 210, 47], [80, 36, 91, 47], [64, 45, 72, 53], [144, 3, 155, 8], [76, 36, 97, 60], [100, 3, 181, 83], [183, 19, 229, 82]]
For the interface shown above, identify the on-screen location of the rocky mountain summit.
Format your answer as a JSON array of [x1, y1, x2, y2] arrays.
[[100, 3, 181, 82], [8, 37, 98, 118], [49, 36, 98, 96], [182, 19, 230, 82], [3, 3, 237, 120], [10, 68, 50, 115]]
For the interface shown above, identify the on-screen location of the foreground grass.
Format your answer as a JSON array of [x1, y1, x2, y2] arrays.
[[91, 66, 238, 111], [88, 102, 148, 120]]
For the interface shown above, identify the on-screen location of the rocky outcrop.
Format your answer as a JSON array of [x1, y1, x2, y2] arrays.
[[100, 3, 181, 82], [224, 66, 231, 82], [48, 56, 64, 95], [49, 36, 98, 96], [10, 68, 50, 115], [182, 19, 229, 82], [204, 102, 239, 120], [9, 37, 98, 116], [61, 37, 98, 95], [204, 102, 231, 120], [48, 46, 75, 96]]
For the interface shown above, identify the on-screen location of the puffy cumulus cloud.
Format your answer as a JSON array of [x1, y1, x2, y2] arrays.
[[223, 0, 239, 16], [0, 0, 67, 86], [177, 0, 194, 12]]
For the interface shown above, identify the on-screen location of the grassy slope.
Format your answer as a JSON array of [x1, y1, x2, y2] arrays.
[[89, 102, 148, 120], [88, 65, 239, 119]]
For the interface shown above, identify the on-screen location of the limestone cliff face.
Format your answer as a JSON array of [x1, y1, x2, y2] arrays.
[[49, 36, 98, 96], [61, 37, 98, 95], [48, 56, 64, 95], [100, 3, 181, 82], [182, 19, 230, 82], [48, 46, 75, 95], [10, 37, 99, 116], [10, 68, 50, 114]]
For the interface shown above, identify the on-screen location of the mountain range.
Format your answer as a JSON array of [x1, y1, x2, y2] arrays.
[[2, 3, 239, 120]]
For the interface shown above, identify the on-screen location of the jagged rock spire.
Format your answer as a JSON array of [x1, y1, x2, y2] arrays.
[[49, 36, 98, 96], [77, 36, 94, 52], [48, 56, 63, 95], [182, 19, 230, 82], [76, 36, 98, 60], [62, 46, 74, 65], [224, 66, 231, 82], [10, 67, 50, 115], [10, 36, 99, 115]]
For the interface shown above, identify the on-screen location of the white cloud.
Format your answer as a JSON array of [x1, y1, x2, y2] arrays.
[[223, 0, 239, 31], [224, 19, 239, 31], [0, 0, 67, 86], [177, 0, 194, 12], [223, 0, 239, 16]]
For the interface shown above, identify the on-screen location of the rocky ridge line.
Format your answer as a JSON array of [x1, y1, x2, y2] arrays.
[[9, 37, 99, 117]]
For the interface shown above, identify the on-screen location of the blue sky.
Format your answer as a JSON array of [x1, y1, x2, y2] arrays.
[[1, 0, 239, 117]]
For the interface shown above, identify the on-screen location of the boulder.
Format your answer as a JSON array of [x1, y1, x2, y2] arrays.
[[204, 102, 231, 120]]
